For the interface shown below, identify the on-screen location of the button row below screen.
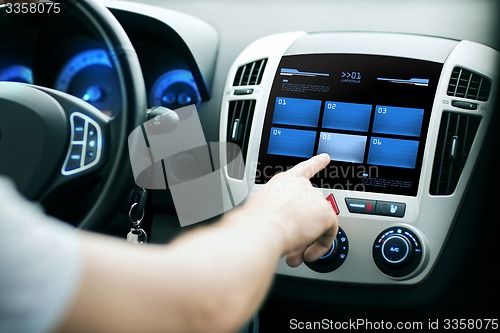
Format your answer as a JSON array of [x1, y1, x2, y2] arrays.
[[345, 197, 406, 217]]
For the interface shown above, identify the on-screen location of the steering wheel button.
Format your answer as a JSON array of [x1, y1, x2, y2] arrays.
[[73, 128, 84, 142], [65, 144, 83, 171], [85, 148, 97, 165], [87, 123, 97, 139], [72, 116, 86, 142]]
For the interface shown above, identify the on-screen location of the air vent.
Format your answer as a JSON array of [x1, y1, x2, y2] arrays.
[[447, 67, 491, 101], [430, 112, 481, 195], [233, 59, 268, 86], [226, 100, 256, 179]]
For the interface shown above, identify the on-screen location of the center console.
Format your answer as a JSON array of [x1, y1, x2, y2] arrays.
[[220, 32, 498, 285]]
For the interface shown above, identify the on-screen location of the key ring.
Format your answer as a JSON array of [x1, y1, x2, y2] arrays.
[[129, 202, 145, 227]]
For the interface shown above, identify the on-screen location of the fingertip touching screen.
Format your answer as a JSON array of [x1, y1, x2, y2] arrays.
[[257, 54, 443, 196]]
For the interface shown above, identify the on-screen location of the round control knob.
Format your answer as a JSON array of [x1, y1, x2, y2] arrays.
[[305, 227, 349, 273], [373, 227, 423, 278], [319, 238, 339, 261], [381, 234, 412, 265]]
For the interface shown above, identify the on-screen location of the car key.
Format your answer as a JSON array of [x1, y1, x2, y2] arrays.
[[126, 202, 148, 244], [127, 227, 148, 244]]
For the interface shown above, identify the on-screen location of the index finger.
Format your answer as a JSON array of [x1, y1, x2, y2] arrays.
[[289, 153, 331, 179]]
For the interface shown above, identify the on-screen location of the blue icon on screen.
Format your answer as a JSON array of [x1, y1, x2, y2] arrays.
[[272, 97, 321, 128], [267, 127, 316, 158], [367, 137, 419, 169], [372, 106, 424, 137]]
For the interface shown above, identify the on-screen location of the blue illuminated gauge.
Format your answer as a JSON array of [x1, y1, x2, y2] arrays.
[[55, 48, 121, 117], [0, 65, 33, 83], [149, 69, 201, 109]]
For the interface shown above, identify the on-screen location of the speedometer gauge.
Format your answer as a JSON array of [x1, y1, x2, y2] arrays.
[[0, 65, 33, 83], [149, 69, 201, 109], [55, 48, 121, 117]]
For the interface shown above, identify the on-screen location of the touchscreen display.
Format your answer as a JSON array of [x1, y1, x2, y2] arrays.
[[256, 54, 442, 196]]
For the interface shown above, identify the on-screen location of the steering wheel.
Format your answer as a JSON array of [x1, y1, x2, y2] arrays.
[[0, 0, 146, 230]]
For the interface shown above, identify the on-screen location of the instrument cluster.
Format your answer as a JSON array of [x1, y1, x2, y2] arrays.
[[0, 19, 201, 117]]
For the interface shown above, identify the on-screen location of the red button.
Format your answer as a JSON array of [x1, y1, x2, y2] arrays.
[[326, 194, 340, 215]]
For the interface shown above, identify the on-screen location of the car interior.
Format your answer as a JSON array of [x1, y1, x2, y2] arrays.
[[1, 0, 499, 332]]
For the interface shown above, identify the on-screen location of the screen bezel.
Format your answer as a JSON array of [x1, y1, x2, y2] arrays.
[[256, 53, 443, 196]]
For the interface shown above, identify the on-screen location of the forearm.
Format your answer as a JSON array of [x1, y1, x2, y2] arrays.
[[162, 208, 287, 332], [59, 206, 287, 333]]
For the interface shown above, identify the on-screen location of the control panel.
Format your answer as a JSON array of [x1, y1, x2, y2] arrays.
[[61, 112, 102, 176], [220, 32, 499, 285]]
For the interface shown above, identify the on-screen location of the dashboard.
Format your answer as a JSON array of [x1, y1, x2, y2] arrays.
[[0, 3, 216, 117], [220, 32, 498, 286]]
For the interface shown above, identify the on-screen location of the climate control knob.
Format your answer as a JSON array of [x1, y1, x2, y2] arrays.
[[381, 234, 412, 266], [305, 227, 349, 273], [373, 227, 423, 278]]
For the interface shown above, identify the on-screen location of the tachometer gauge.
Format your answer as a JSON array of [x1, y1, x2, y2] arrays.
[[149, 69, 200, 109], [55, 48, 121, 117], [0, 65, 33, 83]]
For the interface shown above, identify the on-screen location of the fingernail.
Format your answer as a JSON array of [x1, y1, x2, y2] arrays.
[[319, 153, 331, 161]]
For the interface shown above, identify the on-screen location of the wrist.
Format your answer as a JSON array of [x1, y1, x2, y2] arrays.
[[224, 205, 289, 256]]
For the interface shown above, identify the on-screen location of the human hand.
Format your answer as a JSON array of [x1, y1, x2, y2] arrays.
[[244, 154, 338, 267]]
